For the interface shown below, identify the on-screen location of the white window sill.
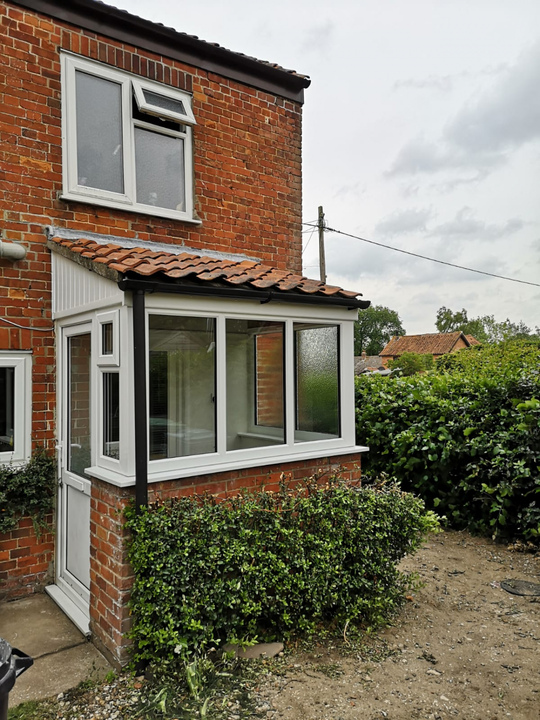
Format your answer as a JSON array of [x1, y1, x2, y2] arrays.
[[60, 192, 202, 225], [86, 444, 369, 489]]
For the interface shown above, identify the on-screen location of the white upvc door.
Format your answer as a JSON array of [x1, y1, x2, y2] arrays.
[[49, 324, 92, 633]]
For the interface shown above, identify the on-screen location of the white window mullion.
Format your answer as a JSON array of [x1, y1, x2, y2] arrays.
[[61, 54, 78, 196], [340, 321, 356, 446], [285, 320, 295, 448], [184, 127, 194, 219], [216, 316, 227, 457], [123, 80, 136, 204]]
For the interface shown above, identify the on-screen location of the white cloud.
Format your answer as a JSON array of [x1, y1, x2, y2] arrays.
[[428, 207, 525, 241], [388, 42, 540, 178], [375, 207, 433, 237]]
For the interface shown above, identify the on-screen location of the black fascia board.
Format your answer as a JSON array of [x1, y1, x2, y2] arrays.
[[14, 0, 310, 102], [117, 276, 371, 310]]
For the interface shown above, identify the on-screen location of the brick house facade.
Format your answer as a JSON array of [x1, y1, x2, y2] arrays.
[[0, 0, 369, 665]]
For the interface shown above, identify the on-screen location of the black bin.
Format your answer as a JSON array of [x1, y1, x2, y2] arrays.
[[0, 638, 33, 720]]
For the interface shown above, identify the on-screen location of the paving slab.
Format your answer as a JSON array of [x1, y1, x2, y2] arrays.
[[0, 593, 83, 658], [0, 593, 112, 707]]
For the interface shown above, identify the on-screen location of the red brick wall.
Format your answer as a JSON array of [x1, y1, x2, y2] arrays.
[[90, 455, 361, 666], [0, 515, 54, 600]]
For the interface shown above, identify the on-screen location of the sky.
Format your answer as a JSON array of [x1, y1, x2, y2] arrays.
[[117, 0, 540, 334]]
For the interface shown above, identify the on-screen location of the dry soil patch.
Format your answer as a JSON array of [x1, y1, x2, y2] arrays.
[[256, 531, 540, 720]]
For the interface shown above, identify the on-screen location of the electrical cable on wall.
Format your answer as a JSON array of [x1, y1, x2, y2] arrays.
[[0, 317, 54, 332]]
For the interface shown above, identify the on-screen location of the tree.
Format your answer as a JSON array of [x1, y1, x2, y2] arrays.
[[354, 305, 405, 356], [435, 306, 538, 344], [387, 352, 434, 376], [435, 306, 469, 334]]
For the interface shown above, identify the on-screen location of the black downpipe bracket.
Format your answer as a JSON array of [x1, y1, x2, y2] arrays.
[[132, 290, 148, 510]]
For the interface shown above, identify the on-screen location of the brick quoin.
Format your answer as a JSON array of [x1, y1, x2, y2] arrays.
[[90, 455, 361, 666]]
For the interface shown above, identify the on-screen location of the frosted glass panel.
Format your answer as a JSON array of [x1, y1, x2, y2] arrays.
[[135, 128, 184, 210], [142, 89, 186, 116], [295, 325, 340, 441], [0, 367, 15, 452], [75, 71, 124, 193], [149, 316, 215, 459], [226, 320, 284, 451]]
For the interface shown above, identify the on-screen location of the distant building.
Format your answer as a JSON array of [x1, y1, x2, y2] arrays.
[[380, 332, 479, 367], [354, 352, 386, 375]]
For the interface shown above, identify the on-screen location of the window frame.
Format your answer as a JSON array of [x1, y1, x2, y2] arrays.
[[142, 297, 360, 482], [61, 52, 199, 224], [0, 352, 32, 465]]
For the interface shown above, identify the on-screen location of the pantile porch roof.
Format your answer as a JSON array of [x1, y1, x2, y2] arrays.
[[47, 233, 370, 309]]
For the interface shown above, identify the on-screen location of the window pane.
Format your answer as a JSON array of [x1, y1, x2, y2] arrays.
[[103, 373, 119, 459], [149, 316, 215, 459], [102, 322, 113, 356], [135, 127, 185, 211], [226, 320, 284, 451], [0, 367, 15, 452], [75, 71, 124, 193], [295, 324, 340, 441], [68, 334, 92, 477], [142, 89, 186, 117]]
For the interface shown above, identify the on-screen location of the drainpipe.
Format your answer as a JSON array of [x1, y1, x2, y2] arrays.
[[132, 290, 148, 511], [0, 241, 26, 261]]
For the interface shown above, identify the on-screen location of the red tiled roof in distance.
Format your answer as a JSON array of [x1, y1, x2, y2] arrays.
[[47, 235, 368, 307], [381, 332, 471, 357]]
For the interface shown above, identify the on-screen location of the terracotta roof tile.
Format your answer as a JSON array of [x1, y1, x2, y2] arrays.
[[47, 235, 367, 307], [381, 332, 471, 357]]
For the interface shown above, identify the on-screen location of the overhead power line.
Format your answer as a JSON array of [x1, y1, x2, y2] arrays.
[[303, 223, 540, 288]]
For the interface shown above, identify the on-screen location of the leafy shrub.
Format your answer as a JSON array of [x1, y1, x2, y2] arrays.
[[125, 476, 438, 666], [356, 340, 540, 540], [0, 449, 56, 534]]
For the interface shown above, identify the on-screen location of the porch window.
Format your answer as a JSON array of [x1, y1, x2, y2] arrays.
[[226, 319, 285, 450], [148, 315, 216, 460], [0, 353, 31, 464], [294, 324, 340, 441], [103, 373, 120, 460], [147, 312, 346, 469]]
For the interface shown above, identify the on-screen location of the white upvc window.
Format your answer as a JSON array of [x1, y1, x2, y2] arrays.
[[0, 352, 32, 464], [141, 297, 361, 483], [61, 53, 198, 223]]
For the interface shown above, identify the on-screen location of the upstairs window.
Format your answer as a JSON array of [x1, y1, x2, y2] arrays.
[[61, 53, 197, 222]]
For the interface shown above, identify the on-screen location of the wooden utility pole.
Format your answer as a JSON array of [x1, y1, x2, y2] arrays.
[[318, 205, 326, 283]]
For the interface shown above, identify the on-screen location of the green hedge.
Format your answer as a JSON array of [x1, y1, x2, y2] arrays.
[[355, 341, 540, 540], [0, 450, 56, 534], [125, 477, 438, 665]]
